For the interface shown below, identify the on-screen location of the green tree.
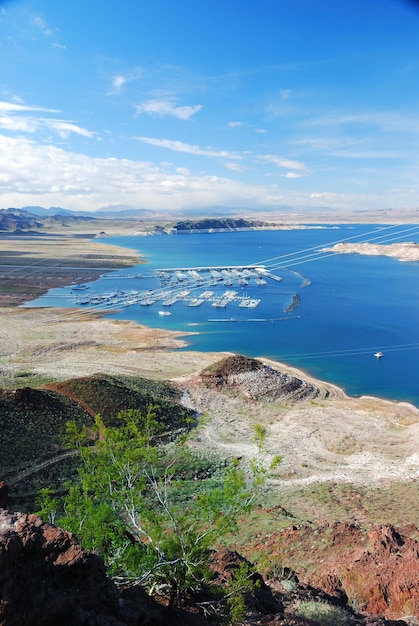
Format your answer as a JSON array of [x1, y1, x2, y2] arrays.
[[38, 410, 279, 611]]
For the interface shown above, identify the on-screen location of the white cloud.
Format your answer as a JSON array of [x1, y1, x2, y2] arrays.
[[107, 69, 142, 96], [283, 172, 302, 179], [0, 115, 38, 133], [0, 101, 95, 139], [0, 132, 285, 212], [109, 75, 127, 95], [134, 136, 242, 160], [257, 153, 307, 172], [255, 128, 266, 134], [228, 121, 242, 128], [134, 99, 202, 120], [1, 131, 418, 213], [43, 119, 95, 139], [224, 162, 247, 172]]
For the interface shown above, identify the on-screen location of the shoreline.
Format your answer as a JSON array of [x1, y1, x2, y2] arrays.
[[1, 302, 418, 411]]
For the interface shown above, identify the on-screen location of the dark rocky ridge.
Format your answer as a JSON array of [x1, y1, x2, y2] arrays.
[[173, 217, 265, 232]]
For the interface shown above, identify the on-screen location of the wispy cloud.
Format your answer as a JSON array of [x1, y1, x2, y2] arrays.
[[279, 89, 291, 101], [134, 99, 202, 120], [0, 101, 59, 113], [0, 101, 95, 139], [257, 153, 308, 172], [134, 136, 242, 159], [43, 119, 95, 139], [33, 15, 55, 37], [224, 162, 247, 172], [293, 134, 406, 160], [306, 111, 419, 135], [32, 14, 65, 48], [107, 68, 143, 96]]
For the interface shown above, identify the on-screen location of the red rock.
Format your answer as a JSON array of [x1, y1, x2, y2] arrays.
[[0, 510, 119, 625]]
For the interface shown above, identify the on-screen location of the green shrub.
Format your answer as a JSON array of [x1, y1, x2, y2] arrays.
[[37, 410, 279, 619], [294, 600, 353, 625]]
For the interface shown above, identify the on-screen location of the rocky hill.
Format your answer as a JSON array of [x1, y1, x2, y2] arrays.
[[0, 374, 195, 512], [199, 354, 323, 402], [0, 208, 43, 232]]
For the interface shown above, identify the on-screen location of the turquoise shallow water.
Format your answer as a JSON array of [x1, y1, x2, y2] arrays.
[[28, 224, 419, 406]]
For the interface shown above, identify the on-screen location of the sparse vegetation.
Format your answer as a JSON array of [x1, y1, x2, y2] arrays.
[[294, 600, 354, 625]]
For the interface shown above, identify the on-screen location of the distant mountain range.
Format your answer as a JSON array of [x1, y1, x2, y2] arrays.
[[0, 207, 272, 233], [0, 207, 97, 232], [0, 204, 301, 220]]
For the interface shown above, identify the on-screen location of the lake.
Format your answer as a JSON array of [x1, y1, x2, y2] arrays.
[[27, 224, 419, 406]]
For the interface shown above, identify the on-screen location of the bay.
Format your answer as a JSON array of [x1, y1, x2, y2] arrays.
[[27, 224, 419, 406]]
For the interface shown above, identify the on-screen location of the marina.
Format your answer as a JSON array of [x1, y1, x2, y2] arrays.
[[69, 264, 290, 316]]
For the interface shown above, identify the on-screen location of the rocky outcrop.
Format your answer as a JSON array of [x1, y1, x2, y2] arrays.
[[0, 511, 411, 625], [0, 510, 176, 626], [200, 355, 322, 402], [0, 510, 120, 625]]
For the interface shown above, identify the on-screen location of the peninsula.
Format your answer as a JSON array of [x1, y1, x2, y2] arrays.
[[322, 240, 419, 262]]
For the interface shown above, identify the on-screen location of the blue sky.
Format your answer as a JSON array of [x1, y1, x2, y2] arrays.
[[0, 0, 419, 214]]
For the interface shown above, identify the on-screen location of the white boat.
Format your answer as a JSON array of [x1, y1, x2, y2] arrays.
[[158, 310, 172, 316], [374, 351, 384, 359], [72, 283, 89, 290], [212, 299, 228, 308]]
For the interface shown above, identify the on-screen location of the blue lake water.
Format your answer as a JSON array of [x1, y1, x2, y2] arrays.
[[27, 224, 419, 406]]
